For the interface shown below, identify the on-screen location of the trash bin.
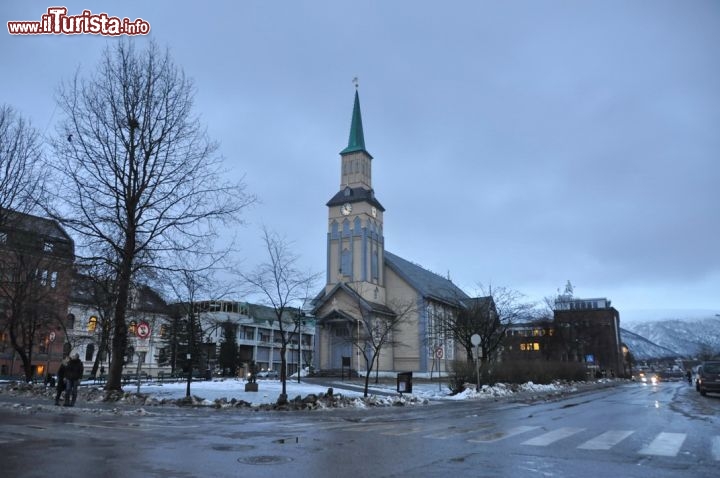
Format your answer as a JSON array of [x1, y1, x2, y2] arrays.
[[397, 371, 413, 394]]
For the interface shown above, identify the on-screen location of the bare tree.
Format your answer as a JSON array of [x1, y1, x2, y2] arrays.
[[159, 247, 240, 397], [344, 285, 415, 397], [446, 285, 534, 367], [239, 228, 319, 404], [69, 265, 119, 379], [0, 105, 44, 221], [0, 249, 69, 381], [47, 40, 253, 392]]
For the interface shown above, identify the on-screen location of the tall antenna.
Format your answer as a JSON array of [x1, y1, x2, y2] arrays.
[[352, 76, 359, 89]]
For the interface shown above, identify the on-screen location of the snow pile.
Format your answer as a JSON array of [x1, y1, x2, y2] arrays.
[[0, 377, 616, 412]]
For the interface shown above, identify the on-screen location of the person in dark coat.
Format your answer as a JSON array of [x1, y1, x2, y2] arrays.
[[54, 357, 68, 406], [64, 353, 84, 406]]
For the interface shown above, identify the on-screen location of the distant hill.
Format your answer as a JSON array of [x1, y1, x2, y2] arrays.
[[619, 328, 678, 360], [623, 317, 720, 359]]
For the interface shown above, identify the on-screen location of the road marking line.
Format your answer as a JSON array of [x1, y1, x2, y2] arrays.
[[711, 436, 720, 461], [638, 432, 686, 457], [343, 423, 398, 433], [424, 422, 494, 440], [381, 426, 425, 436], [522, 427, 585, 446], [468, 425, 540, 443], [578, 430, 634, 450]]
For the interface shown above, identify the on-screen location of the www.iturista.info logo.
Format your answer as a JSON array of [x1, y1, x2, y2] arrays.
[[7, 7, 150, 36]]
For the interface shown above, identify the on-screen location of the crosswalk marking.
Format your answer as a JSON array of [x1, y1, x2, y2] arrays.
[[638, 432, 686, 457], [522, 427, 585, 446], [468, 425, 540, 443], [578, 430, 634, 450], [320, 421, 714, 461], [711, 436, 720, 461]]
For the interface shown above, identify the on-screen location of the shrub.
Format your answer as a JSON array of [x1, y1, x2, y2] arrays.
[[448, 359, 477, 394]]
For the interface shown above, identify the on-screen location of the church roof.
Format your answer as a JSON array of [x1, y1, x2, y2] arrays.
[[326, 186, 385, 210], [311, 282, 396, 318], [384, 251, 469, 306], [339, 89, 372, 157]]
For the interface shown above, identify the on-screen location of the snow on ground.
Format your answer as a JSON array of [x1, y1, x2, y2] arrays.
[[127, 377, 573, 406], [0, 377, 612, 412]]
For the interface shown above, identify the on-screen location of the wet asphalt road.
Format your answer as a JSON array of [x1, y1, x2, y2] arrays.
[[1, 381, 718, 477]]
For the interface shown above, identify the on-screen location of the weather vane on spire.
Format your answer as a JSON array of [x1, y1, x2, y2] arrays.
[[352, 76, 359, 89]]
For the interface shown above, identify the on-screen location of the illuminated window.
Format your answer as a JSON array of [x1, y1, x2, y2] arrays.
[[87, 316, 98, 332], [128, 321, 137, 335], [160, 324, 168, 337]]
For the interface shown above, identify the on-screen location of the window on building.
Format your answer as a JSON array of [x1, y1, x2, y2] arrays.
[[371, 249, 378, 280], [520, 342, 540, 351], [128, 321, 137, 335], [160, 324, 168, 337], [43, 241, 53, 252], [39, 335, 49, 354], [0, 232, 7, 244], [341, 248, 352, 276], [85, 343, 94, 361], [87, 316, 98, 332], [66, 314, 75, 329], [50, 271, 58, 288]]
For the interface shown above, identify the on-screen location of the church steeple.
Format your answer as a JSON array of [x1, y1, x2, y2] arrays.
[[325, 86, 385, 299], [340, 89, 372, 158]]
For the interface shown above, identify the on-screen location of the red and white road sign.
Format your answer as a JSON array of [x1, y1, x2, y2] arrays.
[[136, 321, 151, 339]]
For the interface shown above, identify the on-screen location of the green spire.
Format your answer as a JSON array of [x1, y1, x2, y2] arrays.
[[340, 89, 369, 155]]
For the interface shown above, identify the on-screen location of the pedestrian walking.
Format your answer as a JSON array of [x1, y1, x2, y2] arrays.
[[54, 357, 68, 406], [64, 353, 84, 407]]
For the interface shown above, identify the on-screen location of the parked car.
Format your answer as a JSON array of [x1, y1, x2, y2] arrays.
[[257, 370, 279, 379], [696, 361, 720, 396]]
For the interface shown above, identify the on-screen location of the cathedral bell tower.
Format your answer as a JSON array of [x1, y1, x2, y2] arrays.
[[325, 87, 386, 303]]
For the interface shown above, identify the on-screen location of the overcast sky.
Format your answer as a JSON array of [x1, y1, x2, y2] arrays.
[[2, 1, 719, 321]]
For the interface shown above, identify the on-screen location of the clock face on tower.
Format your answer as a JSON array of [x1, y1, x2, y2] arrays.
[[341, 203, 353, 215], [371, 206, 377, 218]]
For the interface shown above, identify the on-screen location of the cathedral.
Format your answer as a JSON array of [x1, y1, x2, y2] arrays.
[[312, 89, 469, 375]]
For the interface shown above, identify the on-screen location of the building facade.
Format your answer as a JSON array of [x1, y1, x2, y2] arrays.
[[312, 90, 469, 375], [67, 277, 172, 379], [0, 210, 75, 380], [501, 294, 625, 377], [170, 300, 316, 378]]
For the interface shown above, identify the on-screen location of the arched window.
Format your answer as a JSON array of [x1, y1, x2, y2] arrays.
[[85, 343, 95, 362], [66, 314, 75, 329], [87, 316, 97, 332], [371, 250, 379, 280], [341, 248, 352, 276]]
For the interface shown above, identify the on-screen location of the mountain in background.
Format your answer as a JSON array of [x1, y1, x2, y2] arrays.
[[622, 317, 720, 359], [619, 328, 678, 360]]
